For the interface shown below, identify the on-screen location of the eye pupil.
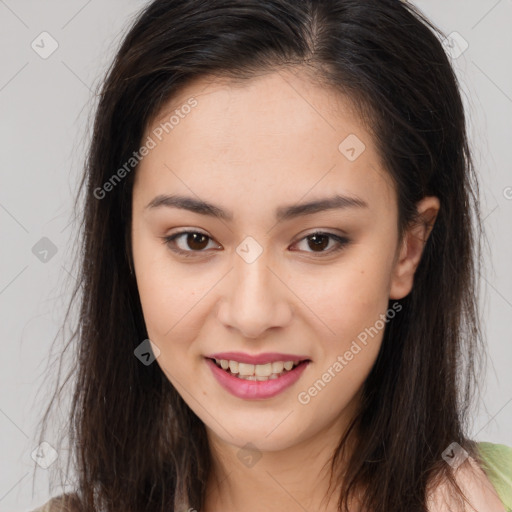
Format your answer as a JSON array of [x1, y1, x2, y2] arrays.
[[187, 233, 209, 250], [308, 234, 329, 252]]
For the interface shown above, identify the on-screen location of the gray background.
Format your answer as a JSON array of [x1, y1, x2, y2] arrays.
[[0, 0, 511, 510]]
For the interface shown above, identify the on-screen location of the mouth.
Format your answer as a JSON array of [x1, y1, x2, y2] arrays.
[[206, 357, 311, 381]]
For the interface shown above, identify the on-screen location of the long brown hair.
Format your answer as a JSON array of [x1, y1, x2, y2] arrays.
[[35, 1, 486, 510]]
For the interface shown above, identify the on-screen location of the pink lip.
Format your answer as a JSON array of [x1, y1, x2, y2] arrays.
[[206, 351, 310, 365], [205, 357, 310, 400]]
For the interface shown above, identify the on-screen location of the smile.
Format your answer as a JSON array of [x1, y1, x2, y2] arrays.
[[211, 358, 303, 380], [205, 357, 310, 399]]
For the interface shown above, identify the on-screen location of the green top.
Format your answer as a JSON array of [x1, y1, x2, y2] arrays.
[[477, 441, 512, 511]]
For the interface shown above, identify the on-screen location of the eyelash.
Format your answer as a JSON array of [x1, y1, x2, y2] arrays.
[[161, 230, 350, 258]]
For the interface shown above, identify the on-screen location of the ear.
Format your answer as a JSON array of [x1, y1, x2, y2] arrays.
[[389, 196, 440, 300]]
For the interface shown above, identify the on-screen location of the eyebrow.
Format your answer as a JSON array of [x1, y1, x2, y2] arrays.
[[145, 193, 368, 222]]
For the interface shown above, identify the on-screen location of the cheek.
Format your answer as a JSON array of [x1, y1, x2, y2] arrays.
[[295, 252, 395, 418], [135, 267, 212, 347], [293, 246, 395, 344], [133, 257, 210, 385]]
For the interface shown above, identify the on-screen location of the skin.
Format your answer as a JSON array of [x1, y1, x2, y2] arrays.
[[130, 69, 502, 511]]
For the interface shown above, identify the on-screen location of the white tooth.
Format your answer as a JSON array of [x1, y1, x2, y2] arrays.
[[269, 374, 279, 379], [255, 363, 272, 377], [283, 361, 294, 371], [271, 361, 284, 373], [238, 363, 255, 376], [238, 374, 257, 381], [255, 376, 268, 381], [220, 359, 229, 370], [229, 360, 239, 374]]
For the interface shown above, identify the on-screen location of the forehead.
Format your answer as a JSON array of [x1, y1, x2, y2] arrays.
[[135, 70, 396, 213]]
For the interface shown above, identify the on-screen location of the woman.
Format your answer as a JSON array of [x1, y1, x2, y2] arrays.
[[32, 0, 512, 511]]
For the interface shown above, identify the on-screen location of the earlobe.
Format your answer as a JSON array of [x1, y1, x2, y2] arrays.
[[389, 196, 440, 300]]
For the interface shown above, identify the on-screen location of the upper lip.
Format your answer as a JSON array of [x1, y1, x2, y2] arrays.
[[206, 352, 311, 365]]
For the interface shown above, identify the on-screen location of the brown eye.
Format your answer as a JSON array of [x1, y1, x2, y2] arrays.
[[292, 231, 350, 256], [182, 232, 210, 251], [163, 230, 219, 257], [306, 233, 330, 252]]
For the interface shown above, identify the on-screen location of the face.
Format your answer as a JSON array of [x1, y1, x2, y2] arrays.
[[131, 69, 435, 453]]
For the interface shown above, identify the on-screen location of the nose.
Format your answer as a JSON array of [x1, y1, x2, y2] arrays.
[[216, 251, 293, 339]]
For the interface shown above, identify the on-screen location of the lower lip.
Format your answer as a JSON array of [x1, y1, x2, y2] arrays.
[[205, 358, 310, 400]]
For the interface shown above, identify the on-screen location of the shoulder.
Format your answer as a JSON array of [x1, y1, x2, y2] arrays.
[[30, 493, 81, 512], [427, 441, 512, 512]]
